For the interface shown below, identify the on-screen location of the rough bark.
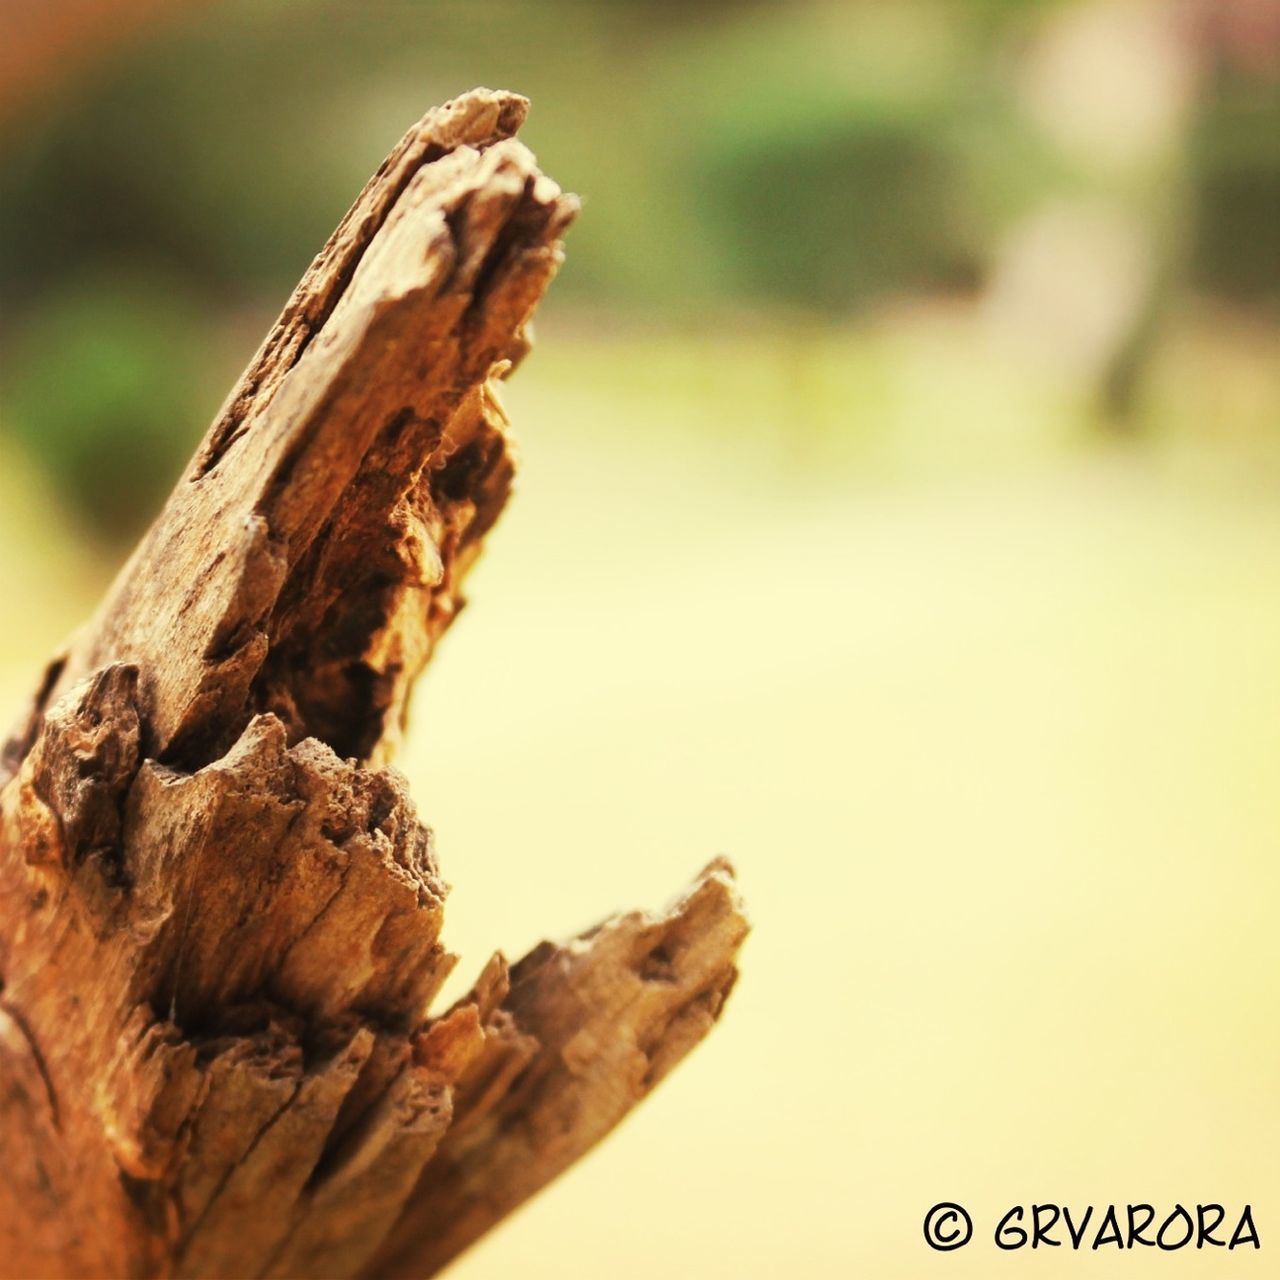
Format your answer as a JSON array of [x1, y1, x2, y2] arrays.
[[0, 88, 747, 1279]]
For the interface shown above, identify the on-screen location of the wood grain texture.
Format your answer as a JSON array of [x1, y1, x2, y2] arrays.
[[0, 88, 747, 1279]]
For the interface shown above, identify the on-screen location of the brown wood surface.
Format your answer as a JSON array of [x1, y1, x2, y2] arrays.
[[0, 89, 747, 1278]]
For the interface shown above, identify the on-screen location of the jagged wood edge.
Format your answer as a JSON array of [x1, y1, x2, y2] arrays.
[[0, 87, 749, 1280]]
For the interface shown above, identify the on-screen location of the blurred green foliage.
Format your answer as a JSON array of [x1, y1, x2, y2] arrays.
[[702, 110, 987, 308], [0, 0, 1275, 540], [1, 268, 214, 536]]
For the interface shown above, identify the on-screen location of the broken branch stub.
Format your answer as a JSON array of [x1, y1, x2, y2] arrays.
[[0, 88, 747, 1279]]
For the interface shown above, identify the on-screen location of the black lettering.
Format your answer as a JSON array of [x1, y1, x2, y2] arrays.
[[995, 1206, 1027, 1250], [1197, 1204, 1226, 1248], [1127, 1204, 1156, 1247], [1094, 1206, 1123, 1250], [1157, 1205, 1194, 1250], [1032, 1204, 1061, 1248], [1229, 1206, 1261, 1250], [1063, 1206, 1093, 1249]]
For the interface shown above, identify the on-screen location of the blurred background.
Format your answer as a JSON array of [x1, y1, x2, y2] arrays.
[[2, 1, 1279, 1275]]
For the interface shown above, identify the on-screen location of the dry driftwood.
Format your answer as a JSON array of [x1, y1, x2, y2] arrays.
[[0, 88, 747, 1279]]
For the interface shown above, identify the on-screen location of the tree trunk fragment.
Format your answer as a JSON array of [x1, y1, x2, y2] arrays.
[[0, 87, 747, 1280]]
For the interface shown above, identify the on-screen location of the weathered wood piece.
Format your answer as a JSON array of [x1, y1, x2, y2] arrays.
[[366, 860, 747, 1279], [0, 89, 747, 1279]]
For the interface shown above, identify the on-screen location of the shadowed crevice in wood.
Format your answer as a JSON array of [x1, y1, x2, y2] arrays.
[[6, 96, 569, 774], [0, 88, 748, 1280], [365, 861, 748, 1279]]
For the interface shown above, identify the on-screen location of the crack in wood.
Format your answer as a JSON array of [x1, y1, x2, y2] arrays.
[[0, 88, 748, 1280]]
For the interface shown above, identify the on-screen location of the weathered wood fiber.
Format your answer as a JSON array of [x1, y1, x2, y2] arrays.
[[0, 88, 747, 1279]]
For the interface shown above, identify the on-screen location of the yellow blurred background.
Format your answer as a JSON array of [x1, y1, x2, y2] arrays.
[[2, 1, 1279, 1276]]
